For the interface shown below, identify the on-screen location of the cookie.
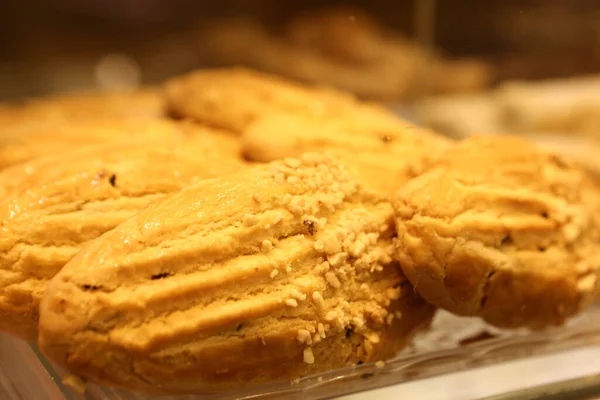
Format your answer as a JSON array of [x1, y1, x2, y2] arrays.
[[394, 135, 600, 329], [0, 88, 165, 126], [242, 113, 452, 194], [39, 153, 434, 394], [164, 67, 369, 133], [0, 135, 245, 341], [0, 119, 241, 171]]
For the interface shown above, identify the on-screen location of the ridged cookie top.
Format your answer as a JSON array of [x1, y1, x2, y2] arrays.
[[0, 121, 241, 195], [0, 88, 164, 126], [242, 113, 452, 194], [164, 67, 367, 133], [394, 135, 600, 328], [0, 135, 245, 341], [39, 154, 432, 393], [0, 118, 186, 170]]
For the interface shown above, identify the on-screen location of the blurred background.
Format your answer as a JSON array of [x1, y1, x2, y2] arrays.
[[1, 0, 599, 99]]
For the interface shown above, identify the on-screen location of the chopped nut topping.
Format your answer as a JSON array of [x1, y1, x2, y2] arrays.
[[303, 347, 315, 364]]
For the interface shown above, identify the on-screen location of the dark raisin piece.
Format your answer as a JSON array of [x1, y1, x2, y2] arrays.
[[82, 284, 101, 291], [357, 360, 364, 365], [109, 174, 117, 187], [236, 324, 243, 331], [541, 211, 549, 219], [501, 235, 513, 246], [380, 135, 393, 143], [345, 326, 354, 339], [303, 220, 316, 235], [151, 272, 171, 280]]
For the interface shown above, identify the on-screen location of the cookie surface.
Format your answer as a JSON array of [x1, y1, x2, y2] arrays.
[[0, 88, 164, 126], [39, 154, 434, 394], [394, 135, 600, 329], [242, 113, 452, 195], [164, 67, 370, 133], [0, 119, 185, 170], [0, 135, 245, 341]]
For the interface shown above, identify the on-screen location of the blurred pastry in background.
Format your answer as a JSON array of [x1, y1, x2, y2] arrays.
[[495, 75, 600, 134], [419, 74, 600, 138], [197, 7, 494, 101]]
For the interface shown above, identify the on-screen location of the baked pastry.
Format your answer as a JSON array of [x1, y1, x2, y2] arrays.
[[0, 135, 245, 341], [0, 88, 164, 126], [38, 153, 434, 394], [394, 135, 600, 329], [0, 122, 242, 199], [242, 113, 452, 194], [0, 119, 234, 170], [496, 75, 600, 133], [197, 9, 493, 101], [164, 67, 373, 134]]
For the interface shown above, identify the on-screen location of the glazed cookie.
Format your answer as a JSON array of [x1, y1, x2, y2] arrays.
[[394, 135, 600, 329], [0, 136, 245, 341], [242, 113, 452, 194], [39, 154, 434, 394], [164, 67, 396, 134]]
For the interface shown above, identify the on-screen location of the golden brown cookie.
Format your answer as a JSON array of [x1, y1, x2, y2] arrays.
[[0, 119, 176, 170], [39, 154, 434, 394], [164, 67, 370, 133], [242, 113, 452, 195], [0, 135, 245, 341], [0, 119, 241, 171], [394, 135, 600, 329], [0, 88, 165, 126]]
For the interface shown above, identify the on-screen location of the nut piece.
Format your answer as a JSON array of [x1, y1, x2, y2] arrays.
[[39, 154, 434, 394], [164, 67, 379, 134], [0, 134, 245, 341], [242, 113, 452, 195], [394, 135, 600, 329]]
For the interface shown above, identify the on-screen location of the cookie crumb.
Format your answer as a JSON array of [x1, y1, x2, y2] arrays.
[[317, 323, 326, 338], [243, 214, 259, 226], [312, 291, 325, 308], [303, 347, 315, 364], [62, 375, 87, 393], [285, 299, 298, 308], [284, 158, 302, 168], [270, 269, 279, 279], [375, 360, 386, 368], [261, 239, 274, 252], [297, 329, 312, 344], [325, 272, 342, 288]]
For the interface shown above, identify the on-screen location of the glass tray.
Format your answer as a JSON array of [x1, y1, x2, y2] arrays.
[[2, 306, 600, 400]]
